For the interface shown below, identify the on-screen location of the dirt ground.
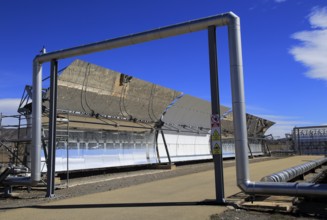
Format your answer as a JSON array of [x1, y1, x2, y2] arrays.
[[1, 157, 326, 219], [211, 209, 314, 220]]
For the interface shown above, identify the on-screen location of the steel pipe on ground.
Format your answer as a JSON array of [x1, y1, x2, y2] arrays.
[[261, 158, 327, 182]]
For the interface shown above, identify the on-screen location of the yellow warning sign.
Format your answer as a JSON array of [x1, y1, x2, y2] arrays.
[[212, 143, 221, 155], [211, 130, 220, 141]]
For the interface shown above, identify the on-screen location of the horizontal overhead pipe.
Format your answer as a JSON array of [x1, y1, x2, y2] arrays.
[[34, 13, 233, 63]]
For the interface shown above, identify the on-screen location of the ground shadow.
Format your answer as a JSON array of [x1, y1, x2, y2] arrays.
[[0, 199, 236, 211]]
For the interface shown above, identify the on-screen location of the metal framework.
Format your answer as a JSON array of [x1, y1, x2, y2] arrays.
[[28, 11, 327, 201], [293, 126, 327, 155], [31, 12, 242, 202]]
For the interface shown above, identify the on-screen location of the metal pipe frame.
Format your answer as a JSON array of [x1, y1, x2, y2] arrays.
[[31, 12, 234, 186], [31, 11, 327, 198]]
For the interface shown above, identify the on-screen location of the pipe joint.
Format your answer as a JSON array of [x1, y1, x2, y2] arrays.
[[237, 180, 253, 193], [225, 11, 240, 27]]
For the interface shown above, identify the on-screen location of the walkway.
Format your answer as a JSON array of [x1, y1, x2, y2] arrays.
[[0, 156, 323, 220]]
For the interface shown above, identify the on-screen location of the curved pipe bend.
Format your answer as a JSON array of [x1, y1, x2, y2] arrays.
[[227, 13, 327, 198]]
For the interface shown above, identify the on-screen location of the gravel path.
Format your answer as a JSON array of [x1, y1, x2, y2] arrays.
[[0, 158, 270, 210], [0, 160, 216, 210], [0, 157, 324, 219]]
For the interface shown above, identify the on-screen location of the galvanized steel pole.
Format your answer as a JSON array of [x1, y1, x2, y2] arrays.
[[46, 60, 58, 198], [208, 25, 225, 204]]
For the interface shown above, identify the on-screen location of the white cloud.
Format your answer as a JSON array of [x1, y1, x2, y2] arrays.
[[258, 114, 312, 139], [0, 98, 20, 114], [246, 104, 268, 113], [290, 7, 327, 81], [258, 114, 297, 120], [0, 98, 21, 126], [265, 125, 293, 139], [309, 6, 327, 28]]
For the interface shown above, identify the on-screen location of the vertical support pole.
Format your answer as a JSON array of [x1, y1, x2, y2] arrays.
[[14, 115, 21, 165], [66, 113, 70, 188], [160, 130, 171, 165], [265, 141, 271, 156], [0, 113, 2, 130], [297, 128, 301, 155], [293, 127, 297, 153], [66, 141, 69, 185], [208, 25, 225, 204], [41, 128, 48, 163], [247, 142, 254, 158], [155, 130, 161, 163], [46, 60, 58, 198], [31, 60, 42, 185]]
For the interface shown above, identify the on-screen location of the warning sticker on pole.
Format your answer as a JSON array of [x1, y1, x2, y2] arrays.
[[211, 114, 222, 155], [212, 143, 221, 155], [211, 114, 220, 128], [211, 130, 221, 141]]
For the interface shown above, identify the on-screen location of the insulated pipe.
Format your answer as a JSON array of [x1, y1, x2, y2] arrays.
[[34, 13, 233, 63], [227, 13, 251, 191], [261, 158, 327, 182], [31, 60, 42, 185], [227, 13, 327, 197]]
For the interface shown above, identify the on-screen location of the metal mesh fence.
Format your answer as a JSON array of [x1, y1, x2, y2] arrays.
[[294, 126, 327, 155]]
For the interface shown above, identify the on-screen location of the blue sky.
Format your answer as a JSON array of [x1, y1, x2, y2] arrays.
[[0, 0, 326, 138]]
